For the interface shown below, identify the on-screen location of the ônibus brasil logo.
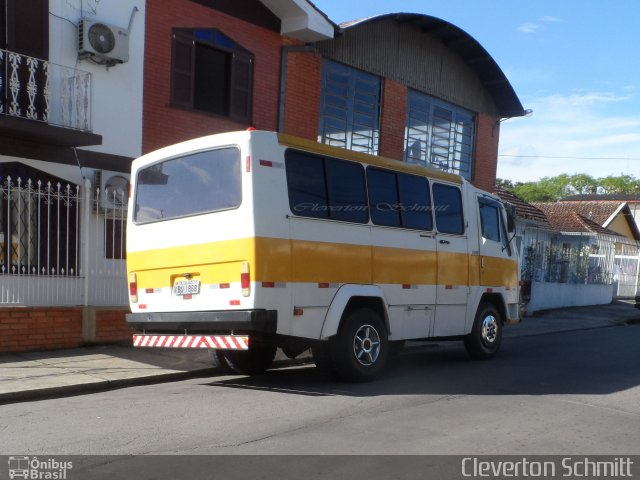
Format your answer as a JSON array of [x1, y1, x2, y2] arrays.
[[8, 456, 73, 480]]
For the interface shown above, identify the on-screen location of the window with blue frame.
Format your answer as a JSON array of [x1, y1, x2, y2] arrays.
[[319, 60, 381, 156], [405, 89, 475, 179], [171, 28, 253, 122]]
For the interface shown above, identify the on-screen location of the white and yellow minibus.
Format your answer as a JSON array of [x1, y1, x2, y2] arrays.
[[126, 130, 521, 381]]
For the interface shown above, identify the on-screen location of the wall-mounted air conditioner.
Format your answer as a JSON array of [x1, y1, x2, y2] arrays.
[[78, 18, 130, 64], [94, 170, 130, 213]]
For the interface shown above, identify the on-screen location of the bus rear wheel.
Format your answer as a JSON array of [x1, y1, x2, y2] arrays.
[[464, 302, 503, 359], [218, 343, 277, 375], [330, 308, 388, 382]]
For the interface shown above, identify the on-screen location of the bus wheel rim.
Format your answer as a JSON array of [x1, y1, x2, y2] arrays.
[[481, 315, 498, 344], [353, 324, 381, 366]]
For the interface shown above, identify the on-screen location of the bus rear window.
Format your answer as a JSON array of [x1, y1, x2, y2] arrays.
[[134, 147, 241, 224]]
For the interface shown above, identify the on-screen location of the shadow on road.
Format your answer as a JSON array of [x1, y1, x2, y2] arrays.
[[203, 323, 640, 398]]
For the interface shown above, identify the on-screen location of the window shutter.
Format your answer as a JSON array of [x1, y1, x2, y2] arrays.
[[171, 33, 195, 108], [319, 61, 350, 149], [229, 51, 253, 123], [319, 61, 380, 155], [430, 106, 453, 171], [5, 0, 49, 59]]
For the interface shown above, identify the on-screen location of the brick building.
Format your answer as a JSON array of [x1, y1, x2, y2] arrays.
[[143, 2, 525, 193]]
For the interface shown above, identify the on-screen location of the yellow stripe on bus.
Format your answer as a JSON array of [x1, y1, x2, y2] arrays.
[[127, 237, 517, 289]]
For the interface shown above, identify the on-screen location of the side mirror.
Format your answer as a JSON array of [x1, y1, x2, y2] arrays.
[[505, 204, 517, 233]]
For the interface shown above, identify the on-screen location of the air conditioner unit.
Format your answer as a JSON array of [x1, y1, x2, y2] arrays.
[[94, 170, 130, 214], [78, 18, 130, 64]]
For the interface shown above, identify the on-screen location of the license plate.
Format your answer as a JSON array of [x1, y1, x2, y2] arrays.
[[173, 280, 200, 296]]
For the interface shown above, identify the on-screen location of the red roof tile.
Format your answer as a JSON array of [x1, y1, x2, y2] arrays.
[[533, 203, 624, 236], [548, 200, 623, 226], [494, 187, 550, 225]]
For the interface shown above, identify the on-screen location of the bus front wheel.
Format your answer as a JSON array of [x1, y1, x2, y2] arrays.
[[331, 308, 388, 382], [464, 302, 503, 359]]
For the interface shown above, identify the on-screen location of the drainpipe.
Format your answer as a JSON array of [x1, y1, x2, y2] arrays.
[[278, 44, 316, 133], [82, 177, 92, 307]]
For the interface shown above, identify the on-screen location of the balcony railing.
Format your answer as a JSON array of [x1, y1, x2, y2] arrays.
[[0, 48, 92, 132]]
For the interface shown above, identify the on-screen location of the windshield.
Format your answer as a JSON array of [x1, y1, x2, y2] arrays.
[[134, 147, 241, 224]]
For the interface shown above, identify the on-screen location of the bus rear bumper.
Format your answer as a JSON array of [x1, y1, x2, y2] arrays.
[[126, 309, 277, 334]]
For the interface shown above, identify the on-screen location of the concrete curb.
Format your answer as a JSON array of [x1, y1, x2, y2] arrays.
[[0, 368, 217, 404], [0, 356, 313, 405]]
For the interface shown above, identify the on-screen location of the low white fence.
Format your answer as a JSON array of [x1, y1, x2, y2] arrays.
[[614, 240, 640, 298], [0, 175, 127, 307], [520, 227, 640, 312]]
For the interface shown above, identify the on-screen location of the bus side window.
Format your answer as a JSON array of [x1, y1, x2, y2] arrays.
[[367, 167, 401, 227], [398, 173, 432, 230], [367, 167, 432, 230], [432, 183, 464, 235], [325, 158, 368, 223], [478, 199, 501, 242], [285, 150, 369, 223], [285, 151, 329, 219]]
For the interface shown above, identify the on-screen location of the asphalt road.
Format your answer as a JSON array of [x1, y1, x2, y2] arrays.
[[1, 323, 639, 456]]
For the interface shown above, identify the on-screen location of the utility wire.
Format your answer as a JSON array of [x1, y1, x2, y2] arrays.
[[499, 154, 640, 161]]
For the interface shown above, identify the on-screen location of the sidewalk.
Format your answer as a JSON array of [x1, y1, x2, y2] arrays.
[[1, 301, 639, 403]]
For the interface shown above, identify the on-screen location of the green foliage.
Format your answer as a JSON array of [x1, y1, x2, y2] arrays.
[[569, 174, 598, 194], [495, 173, 640, 203], [599, 174, 640, 194]]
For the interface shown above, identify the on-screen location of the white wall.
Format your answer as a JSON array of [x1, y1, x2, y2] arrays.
[[49, 0, 145, 159], [526, 282, 615, 314]]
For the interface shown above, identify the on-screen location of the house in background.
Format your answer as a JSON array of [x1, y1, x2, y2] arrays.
[[0, 0, 144, 351], [497, 186, 640, 314], [560, 195, 640, 235], [1, 0, 525, 352], [540, 200, 640, 299]]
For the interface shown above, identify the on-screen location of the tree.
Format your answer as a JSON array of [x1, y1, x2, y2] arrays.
[[599, 174, 640, 194], [512, 174, 571, 203], [496, 173, 640, 203], [495, 178, 517, 191], [569, 174, 598, 195]]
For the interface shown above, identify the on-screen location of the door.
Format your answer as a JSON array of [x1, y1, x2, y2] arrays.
[[1, 0, 49, 118], [432, 182, 469, 337], [477, 195, 514, 287]]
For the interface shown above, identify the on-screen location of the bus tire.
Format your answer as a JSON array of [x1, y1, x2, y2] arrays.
[[330, 308, 388, 382], [464, 302, 503, 360], [219, 343, 277, 375], [312, 343, 336, 376], [210, 349, 233, 373]]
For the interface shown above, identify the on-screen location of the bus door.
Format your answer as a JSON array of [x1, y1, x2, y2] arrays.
[[477, 195, 514, 288], [432, 183, 469, 337]]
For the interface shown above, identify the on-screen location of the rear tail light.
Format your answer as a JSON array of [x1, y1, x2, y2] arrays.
[[129, 272, 138, 303], [241, 261, 250, 297]]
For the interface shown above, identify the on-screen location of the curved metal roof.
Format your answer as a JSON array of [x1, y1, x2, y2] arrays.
[[338, 13, 525, 118]]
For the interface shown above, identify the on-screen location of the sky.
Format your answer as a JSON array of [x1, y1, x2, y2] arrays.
[[312, 0, 640, 183]]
